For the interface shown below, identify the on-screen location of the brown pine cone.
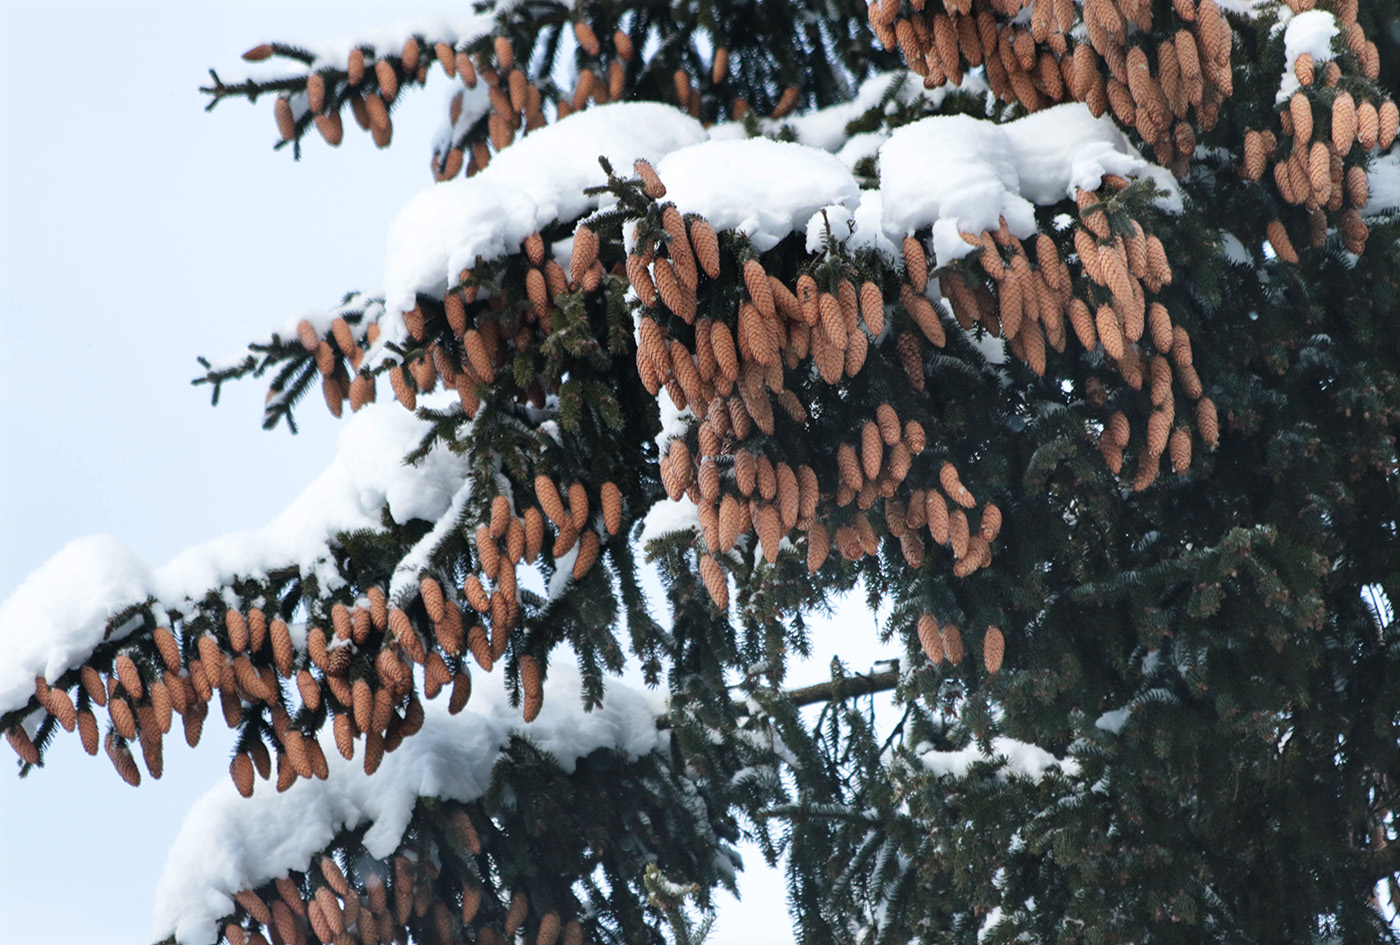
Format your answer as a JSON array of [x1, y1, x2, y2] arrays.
[[152, 625, 182, 673], [806, 522, 831, 573], [689, 219, 722, 278], [573, 530, 601, 579], [1266, 220, 1299, 264], [635, 159, 667, 198], [939, 462, 975, 508], [699, 554, 730, 609], [274, 97, 297, 142], [980, 503, 1002, 541], [859, 281, 885, 335], [940, 623, 965, 664], [1196, 396, 1219, 447], [926, 490, 949, 545], [600, 481, 623, 535], [105, 732, 141, 786], [984, 626, 1005, 673], [901, 283, 945, 347], [230, 752, 255, 797], [743, 260, 776, 319], [903, 237, 928, 291], [518, 655, 544, 723], [917, 615, 943, 663], [114, 653, 144, 699]]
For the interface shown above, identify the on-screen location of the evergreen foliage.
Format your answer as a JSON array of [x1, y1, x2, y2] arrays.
[[4, 0, 1400, 943]]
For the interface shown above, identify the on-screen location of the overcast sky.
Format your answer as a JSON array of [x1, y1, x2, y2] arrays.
[[0, 6, 895, 944]]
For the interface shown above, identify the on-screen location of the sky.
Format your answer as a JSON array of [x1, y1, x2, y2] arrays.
[[0, 5, 897, 944]]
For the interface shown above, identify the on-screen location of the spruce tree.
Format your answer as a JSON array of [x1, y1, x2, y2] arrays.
[[2, 0, 1399, 943]]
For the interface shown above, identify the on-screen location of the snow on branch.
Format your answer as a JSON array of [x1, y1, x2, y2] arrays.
[[880, 103, 1183, 266], [153, 663, 665, 945], [0, 394, 464, 719], [915, 735, 1080, 781], [382, 101, 707, 318]]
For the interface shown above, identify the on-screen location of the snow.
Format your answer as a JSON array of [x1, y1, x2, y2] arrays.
[[769, 70, 989, 154], [384, 103, 706, 314], [152, 662, 667, 945], [639, 499, 701, 545], [977, 906, 1005, 942], [880, 104, 1179, 266], [1364, 152, 1400, 216], [0, 535, 152, 712], [1275, 10, 1339, 103], [387, 474, 475, 604], [654, 138, 861, 252], [1095, 707, 1131, 734], [0, 395, 465, 716], [917, 736, 1078, 780]]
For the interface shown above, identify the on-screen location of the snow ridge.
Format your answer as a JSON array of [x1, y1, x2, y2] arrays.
[[151, 663, 666, 945], [0, 394, 464, 716]]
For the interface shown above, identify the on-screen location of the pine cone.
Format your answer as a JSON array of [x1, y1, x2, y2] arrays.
[[1330, 91, 1358, 155], [1341, 207, 1369, 254], [697, 554, 730, 609], [717, 494, 743, 552], [1379, 100, 1399, 149], [925, 489, 949, 545], [114, 653, 144, 699], [835, 524, 863, 561], [573, 19, 602, 55], [634, 159, 667, 198], [6, 724, 39, 765], [861, 422, 883, 480], [1265, 220, 1299, 264], [1196, 396, 1219, 447], [979, 503, 1003, 541], [683, 218, 722, 279], [858, 281, 885, 336], [984, 626, 1005, 673], [939, 462, 975, 508], [104, 732, 140, 786], [573, 530, 601, 580], [1358, 100, 1379, 149], [940, 623, 965, 664], [901, 283, 945, 347], [736, 260, 774, 321], [230, 752, 255, 797], [837, 443, 863, 491], [273, 97, 297, 142], [806, 522, 831, 572], [917, 615, 943, 663], [1164, 425, 1192, 473], [795, 274, 821, 325]]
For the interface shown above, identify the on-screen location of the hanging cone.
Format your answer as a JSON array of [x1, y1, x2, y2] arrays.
[[940, 624, 965, 664], [1266, 220, 1299, 264], [984, 626, 1005, 673], [917, 615, 943, 663], [979, 503, 1002, 541], [520, 655, 544, 723], [743, 260, 776, 319], [113, 653, 144, 699], [904, 420, 927, 455], [903, 237, 928, 291], [573, 530, 601, 579], [230, 753, 255, 797], [689, 219, 721, 278], [699, 555, 729, 609], [104, 732, 140, 786], [860, 281, 885, 335]]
